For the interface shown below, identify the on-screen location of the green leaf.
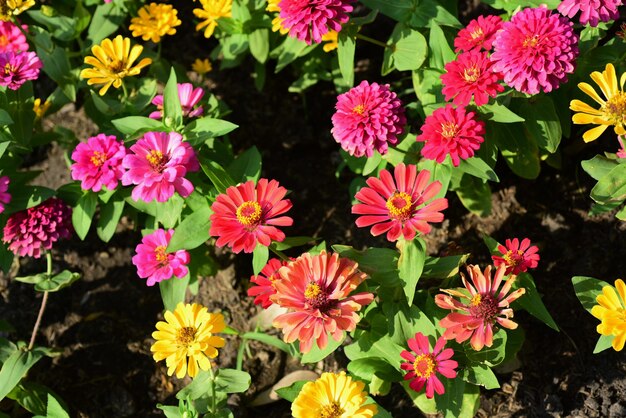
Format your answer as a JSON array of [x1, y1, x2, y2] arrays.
[[460, 363, 500, 389], [359, 0, 414, 21], [4, 186, 55, 215], [163, 68, 183, 129], [159, 274, 190, 312], [408, 0, 461, 28], [167, 207, 212, 252], [14, 274, 47, 285], [428, 23, 455, 68], [513, 96, 561, 153], [422, 254, 469, 279], [385, 303, 437, 347], [572, 276, 611, 314], [86, 2, 125, 45], [490, 122, 541, 180], [397, 237, 426, 305], [481, 0, 559, 12], [42, 393, 70, 418], [97, 197, 124, 242], [112, 116, 163, 136], [228, 146, 262, 183], [200, 161, 237, 194], [272, 236, 316, 251], [7, 382, 58, 416], [391, 25, 428, 71], [176, 371, 212, 400], [347, 357, 404, 383], [582, 156, 619, 181], [456, 175, 491, 217], [480, 102, 525, 123], [275, 381, 307, 402], [0, 109, 13, 125], [274, 36, 316, 73], [338, 31, 356, 86], [214, 368, 251, 393], [184, 117, 238, 145], [458, 157, 498, 182], [0, 348, 47, 401], [590, 163, 626, 204], [252, 244, 269, 276], [465, 329, 507, 367], [35, 270, 81, 292], [436, 377, 480, 418], [72, 193, 98, 240], [593, 334, 614, 354], [512, 273, 559, 331], [242, 332, 293, 354], [332, 245, 400, 285], [249, 28, 269, 63], [300, 333, 344, 363]]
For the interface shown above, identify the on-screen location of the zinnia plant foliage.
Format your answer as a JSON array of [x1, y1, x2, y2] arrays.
[[0, 0, 622, 416]]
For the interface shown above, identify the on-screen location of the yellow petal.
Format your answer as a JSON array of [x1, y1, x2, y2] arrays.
[[583, 124, 609, 142], [578, 82, 606, 105]]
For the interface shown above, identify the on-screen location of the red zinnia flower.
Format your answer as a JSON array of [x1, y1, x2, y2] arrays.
[[454, 15, 503, 52], [352, 163, 448, 242], [400, 332, 458, 399], [492, 237, 540, 275], [247, 258, 288, 309], [278, 0, 353, 44], [441, 50, 504, 107], [209, 179, 293, 254]]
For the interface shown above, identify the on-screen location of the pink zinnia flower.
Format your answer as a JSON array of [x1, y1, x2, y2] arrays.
[[331, 80, 406, 158], [558, 0, 620, 27], [454, 15, 503, 52], [416, 105, 485, 167], [618, 136, 626, 159], [0, 176, 10, 214], [490, 6, 579, 95], [149, 83, 205, 120], [121, 131, 199, 203], [247, 258, 289, 309], [352, 163, 448, 242], [209, 179, 293, 254], [2, 198, 73, 258], [71, 134, 126, 192], [401, 332, 458, 399], [435, 264, 526, 351], [271, 251, 374, 353], [0, 51, 42, 90], [0, 21, 29, 53], [441, 50, 504, 107], [492, 237, 540, 276], [279, 0, 353, 44], [132, 229, 190, 286]]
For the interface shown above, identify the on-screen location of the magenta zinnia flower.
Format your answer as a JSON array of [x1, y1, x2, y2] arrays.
[[271, 251, 374, 353], [132, 228, 190, 286], [279, 0, 353, 44], [0, 176, 10, 214], [401, 332, 458, 399], [435, 264, 526, 351], [209, 179, 293, 254], [454, 15, 503, 52], [121, 131, 199, 203], [416, 105, 485, 167], [247, 258, 289, 309], [71, 134, 126, 192], [149, 83, 204, 120], [352, 163, 448, 242], [558, 0, 620, 27], [618, 136, 626, 159], [441, 50, 504, 107], [490, 6, 578, 95], [2, 198, 72, 258], [0, 21, 28, 53], [0, 51, 42, 90], [492, 237, 540, 276], [331, 80, 406, 158]]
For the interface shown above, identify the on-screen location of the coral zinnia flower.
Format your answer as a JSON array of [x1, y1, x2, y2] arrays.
[[132, 229, 190, 286], [454, 15, 503, 53], [490, 6, 578, 95], [352, 163, 448, 242], [0, 176, 10, 214], [121, 131, 199, 203], [80, 35, 152, 96], [435, 264, 526, 351], [570, 64, 626, 142], [209, 178, 293, 254], [151, 302, 226, 378], [193, 0, 232, 39], [291, 371, 377, 418], [2, 198, 72, 258], [129, 3, 181, 43], [71, 133, 126, 192], [0, 0, 34, 21], [247, 258, 288, 309], [266, 0, 289, 34], [279, 0, 353, 45], [558, 0, 620, 27], [271, 251, 374, 353], [0, 21, 28, 53], [0, 51, 41, 90], [331, 80, 406, 158], [416, 104, 485, 167], [441, 50, 504, 107], [592, 279, 626, 351], [400, 332, 458, 399], [149, 83, 204, 120], [492, 237, 540, 276], [191, 58, 212, 74]]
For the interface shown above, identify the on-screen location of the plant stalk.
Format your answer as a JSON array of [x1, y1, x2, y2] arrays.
[[28, 252, 52, 350]]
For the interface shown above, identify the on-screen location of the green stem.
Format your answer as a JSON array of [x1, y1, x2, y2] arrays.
[[236, 337, 247, 371], [121, 81, 130, 105], [269, 246, 290, 262], [28, 252, 52, 350], [355, 33, 389, 49], [208, 365, 217, 414]]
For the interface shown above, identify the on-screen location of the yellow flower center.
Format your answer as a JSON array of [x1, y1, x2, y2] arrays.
[[462, 66, 480, 83], [503, 250, 523, 267], [468, 293, 499, 322], [320, 402, 344, 418], [90, 150, 107, 167], [352, 104, 366, 116], [0, 35, 8, 47], [304, 282, 321, 299], [146, 149, 167, 172], [386, 191, 413, 220], [108, 59, 127, 74], [471, 293, 481, 306], [440, 122, 459, 140], [4, 62, 15, 75], [522, 34, 540, 48], [155, 245, 168, 265], [413, 353, 436, 378], [176, 326, 197, 347], [235, 201, 262, 227], [470, 27, 484, 40], [603, 92, 626, 125]]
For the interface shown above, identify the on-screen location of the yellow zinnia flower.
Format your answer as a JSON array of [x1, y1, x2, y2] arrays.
[[591, 279, 626, 351], [33, 98, 50, 119], [0, 0, 35, 21], [266, 0, 289, 35], [80, 35, 152, 96], [291, 372, 377, 418], [193, 0, 232, 39], [570, 63, 626, 142], [129, 3, 181, 43], [192, 58, 212, 74], [151, 302, 226, 379], [322, 31, 339, 52]]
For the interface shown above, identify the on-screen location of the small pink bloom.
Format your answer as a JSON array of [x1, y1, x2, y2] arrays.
[[279, 0, 353, 44], [271, 251, 374, 353], [435, 264, 526, 351], [149, 83, 205, 120], [416, 105, 485, 167], [0, 51, 42, 90], [210, 179, 293, 254], [491, 6, 579, 95], [353, 163, 448, 242], [0, 21, 29, 53], [132, 228, 190, 286], [121, 131, 199, 203], [454, 15, 503, 52], [558, 0, 620, 27], [401, 332, 458, 399], [71, 134, 126, 192], [2, 198, 73, 258], [492, 237, 540, 275], [0, 176, 10, 214], [247, 258, 289, 309], [618, 136, 626, 158], [331, 80, 406, 157], [441, 50, 504, 107]]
